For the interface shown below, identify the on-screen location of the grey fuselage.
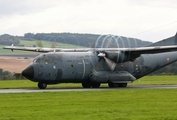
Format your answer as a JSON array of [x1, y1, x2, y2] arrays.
[[24, 51, 177, 84]]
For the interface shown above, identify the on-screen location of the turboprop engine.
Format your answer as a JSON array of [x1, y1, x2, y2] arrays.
[[104, 51, 140, 63]]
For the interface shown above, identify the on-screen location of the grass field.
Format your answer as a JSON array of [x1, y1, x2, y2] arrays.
[[20, 40, 84, 48], [0, 76, 177, 89], [0, 89, 177, 120], [0, 76, 177, 120]]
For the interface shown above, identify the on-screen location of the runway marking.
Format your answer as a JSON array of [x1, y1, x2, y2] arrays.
[[0, 85, 177, 93]]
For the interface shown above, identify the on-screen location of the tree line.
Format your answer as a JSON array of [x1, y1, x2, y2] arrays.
[[0, 32, 152, 47], [23, 33, 152, 48], [0, 34, 20, 45]]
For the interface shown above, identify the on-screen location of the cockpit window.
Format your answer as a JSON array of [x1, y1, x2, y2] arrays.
[[33, 59, 36, 63], [37, 59, 41, 63], [33, 57, 50, 64], [34, 58, 41, 63]]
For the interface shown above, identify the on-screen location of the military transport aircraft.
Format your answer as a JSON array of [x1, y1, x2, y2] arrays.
[[3, 33, 177, 89]]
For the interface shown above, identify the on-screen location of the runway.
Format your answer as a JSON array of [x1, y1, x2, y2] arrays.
[[0, 85, 177, 93]]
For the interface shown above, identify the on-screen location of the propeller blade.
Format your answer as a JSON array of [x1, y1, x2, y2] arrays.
[[104, 57, 116, 71]]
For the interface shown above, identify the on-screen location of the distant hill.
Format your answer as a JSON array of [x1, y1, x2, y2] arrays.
[[0, 33, 152, 48], [23, 33, 152, 48], [0, 34, 20, 45]]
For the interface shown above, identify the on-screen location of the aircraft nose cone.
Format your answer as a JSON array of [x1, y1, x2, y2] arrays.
[[22, 65, 34, 80]]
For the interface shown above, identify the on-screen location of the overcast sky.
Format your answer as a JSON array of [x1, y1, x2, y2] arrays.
[[0, 0, 177, 42]]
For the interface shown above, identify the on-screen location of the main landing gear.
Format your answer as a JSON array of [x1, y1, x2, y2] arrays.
[[38, 82, 47, 89], [37, 82, 127, 89], [82, 81, 127, 88], [82, 81, 101, 88], [108, 82, 127, 88]]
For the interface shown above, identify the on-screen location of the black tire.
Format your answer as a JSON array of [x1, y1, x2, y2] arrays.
[[82, 82, 91, 88], [38, 82, 47, 89], [108, 82, 117, 88], [91, 82, 101, 88], [117, 83, 127, 87]]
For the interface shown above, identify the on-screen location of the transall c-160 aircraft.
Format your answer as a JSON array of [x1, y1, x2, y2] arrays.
[[3, 33, 177, 89]]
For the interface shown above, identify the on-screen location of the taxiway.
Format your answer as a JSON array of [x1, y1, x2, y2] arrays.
[[0, 85, 177, 93]]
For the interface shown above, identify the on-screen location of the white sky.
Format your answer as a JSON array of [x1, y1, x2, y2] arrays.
[[0, 0, 177, 42]]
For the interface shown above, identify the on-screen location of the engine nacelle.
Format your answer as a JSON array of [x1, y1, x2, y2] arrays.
[[105, 51, 140, 63], [89, 71, 136, 83]]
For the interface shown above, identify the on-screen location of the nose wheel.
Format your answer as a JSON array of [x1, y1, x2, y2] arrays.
[[38, 82, 47, 89]]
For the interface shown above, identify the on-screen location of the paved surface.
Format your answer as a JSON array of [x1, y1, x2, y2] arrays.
[[0, 85, 177, 93]]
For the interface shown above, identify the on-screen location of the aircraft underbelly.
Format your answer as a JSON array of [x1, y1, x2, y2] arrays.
[[90, 71, 136, 83]]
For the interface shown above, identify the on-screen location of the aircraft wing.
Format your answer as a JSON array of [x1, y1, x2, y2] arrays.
[[3, 45, 62, 52], [99, 46, 177, 62], [3, 45, 177, 63], [3, 45, 177, 53]]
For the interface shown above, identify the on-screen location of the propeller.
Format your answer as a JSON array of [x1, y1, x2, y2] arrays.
[[91, 34, 137, 74], [92, 38, 117, 72], [97, 52, 116, 71]]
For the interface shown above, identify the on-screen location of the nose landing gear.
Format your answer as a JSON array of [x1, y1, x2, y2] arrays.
[[38, 82, 47, 89]]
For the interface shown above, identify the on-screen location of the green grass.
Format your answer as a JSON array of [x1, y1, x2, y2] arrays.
[[0, 89, 177, 120], [0, 76, 177, 89], [0, 80, 82, 89], [20, 40, 84, 48], [0, 76, 177, 120], [131, 75, 177, 85]]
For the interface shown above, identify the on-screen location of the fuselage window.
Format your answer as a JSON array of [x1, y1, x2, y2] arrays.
[[45, 59, 50, 64]]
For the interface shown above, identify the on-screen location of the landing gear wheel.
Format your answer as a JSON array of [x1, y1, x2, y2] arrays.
[[117, 83, 127, 87], [38, 82, 47, 89], [91, 82, 101, 88], [108, 82, 117, 88], [82, 82, 91, 88]]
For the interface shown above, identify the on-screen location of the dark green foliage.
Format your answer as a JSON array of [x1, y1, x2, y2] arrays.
[[0, 68, 2, 79], [35, 40, 43, 47], [0, 34, 20, 45], [2, 70, 13, 80], [23, 32, 152, 48], [24, 33, 34, 40], [1, 32, 152, 48], [0, 69, 26, 80], [51, 42, 58, 48]]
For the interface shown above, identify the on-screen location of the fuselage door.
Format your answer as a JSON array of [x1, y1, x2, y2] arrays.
[[76, 60, 84, 80]]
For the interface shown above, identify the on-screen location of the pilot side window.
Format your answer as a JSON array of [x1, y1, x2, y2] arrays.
[[36, 59, 41, 63], [33, 59, 37, 63]]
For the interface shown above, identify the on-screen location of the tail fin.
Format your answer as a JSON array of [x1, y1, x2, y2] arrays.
[[148, 33, 177, 47]]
